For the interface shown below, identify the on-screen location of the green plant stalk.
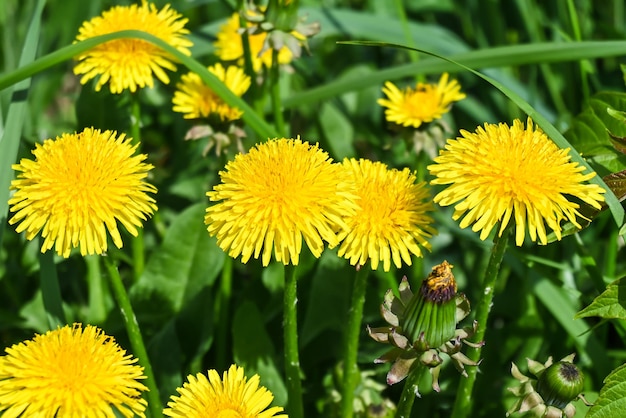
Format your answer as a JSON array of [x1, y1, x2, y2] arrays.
[[340, 267, 369, 418], [284, 264, 304, 418], [39, 249, 66, 328], [129, 95, 145, 282], [214, 256, 233, 370], [451, 225, 511, 418], [271, 48, 286, 137], [85, 255, 106, 324], [393, 0, 420, 73], [395, 363, 427, 418], [103, 256, 163, 418]]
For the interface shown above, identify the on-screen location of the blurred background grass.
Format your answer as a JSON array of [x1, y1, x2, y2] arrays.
[[2, 0, 626, 416]]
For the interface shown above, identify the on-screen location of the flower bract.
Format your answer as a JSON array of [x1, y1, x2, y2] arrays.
[[214, 11, 296, 72], [428, 117, 606, 246], [337, 158, 436, 272], [205, 137, 357, 266], [172, 63, 251, 121], [163, 364, 286, 418], [73, 1, 192, 93], [0, 324, 147, 418], [377, 73, 465, 129], [8, 128, 157, 258]]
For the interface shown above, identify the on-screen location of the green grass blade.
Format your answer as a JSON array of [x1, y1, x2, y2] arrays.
[[0, 30, 278, 140], [338, 40, 625, 229], [285, 40, 626, 108], [0, 0, 46, 248]]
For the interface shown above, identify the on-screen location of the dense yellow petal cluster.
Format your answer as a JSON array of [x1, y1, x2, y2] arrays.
[[0, 324, 147, 418], [428, 118, 606, 245], [205, 138, 358, 266], [338, 159, 436, 271], [164, 364, 286, 418], [378, 73, 465, 128], [74, 1, 192, 93], [9, 128, 157, 257], [172, 63, 251, 121]]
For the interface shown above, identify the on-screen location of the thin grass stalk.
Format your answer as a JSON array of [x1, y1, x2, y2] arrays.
[[451, 225, 511, 418], [103, 256, 163, 418], [129, 95, 145, 282], [395, 363, 427, 418], [340, 266, 369, 418], [565, 0, 590, 103], [39, 248, 66, 329], [284, 263, 304, 418]]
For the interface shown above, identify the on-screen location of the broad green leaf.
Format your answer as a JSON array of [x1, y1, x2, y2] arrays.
[[130, 203, 225, 318], [565, 92, 626, 176], [0, 0, 45, 249], [233, 301, 287, 407], [319, 102, 355, 160], [575, 278, 626, 320], [587, 363, 626, 418]]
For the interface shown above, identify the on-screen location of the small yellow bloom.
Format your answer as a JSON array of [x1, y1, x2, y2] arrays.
[[0, 324, 147, 418], [172, 63, 251, 121], [9, 128, 157, 258], [378, 73, 465, 128], [338, 158, 436, 271], [205, 138, 357, 266], [214, 12, 295, 72], [73, 1, 192, 93], [164, 364, 286, 418], [428, 117, 606, 246]]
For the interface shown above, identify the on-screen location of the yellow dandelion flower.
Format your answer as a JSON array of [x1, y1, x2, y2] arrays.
[[73, 0, 192, 93], [378, 73, 466, 129], [8, 127, 157, 258], [163, 364, 286, 418], [428, 117, 606, 246], [172, 63, 251, 121], [205, 137, 357, 266], [214, 12, 295, 72], [338, 158, 436, 272], [0, 324, 147, 418]]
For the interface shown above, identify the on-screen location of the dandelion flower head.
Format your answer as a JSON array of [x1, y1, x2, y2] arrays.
[[205, 137, 357, 266], [164, 364, 286, 418], [428, 117, 606, 246], [0, 324, 147, 418], [73, 1, 193, 93], [214, 11, 295, 72], [338, 158, 436, 272], [378, 73, 466, 129], [9, 127, 158, 258], [172, 63, 251, 121]]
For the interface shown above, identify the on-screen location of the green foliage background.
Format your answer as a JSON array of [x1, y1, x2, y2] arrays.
[[2, 0, 626, 417]]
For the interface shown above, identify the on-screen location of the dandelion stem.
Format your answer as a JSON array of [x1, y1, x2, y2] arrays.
[[129, 94, 145, 282], [214, 256, 233, 370], [86, 254, 106, 324], [271, 48, 286, 136], [103, 256, 163, 418], [396, 363, 427, 418], [340, 266, 369, 418], [451, 225, 511, 418], [284, 264, 304, 418], [39, 249, 65, 328]]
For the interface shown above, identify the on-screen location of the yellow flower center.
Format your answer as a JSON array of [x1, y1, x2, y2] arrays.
[[405, 87, 441, 119], [217, 410, 243, 418]]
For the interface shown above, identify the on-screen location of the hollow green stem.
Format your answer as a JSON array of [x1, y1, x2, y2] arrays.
[[340, 267, 369, 418], [451, 226, 511, 418], [129, 95, 145, 282], [395, 363, 427, 418], [270, 48, 286, 137], [214, 256, 233, 370], [39, 249, 65, 328], [85, 254, 106, 324], [284, 264, 304, 418], [103, 256, 163, 418]]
